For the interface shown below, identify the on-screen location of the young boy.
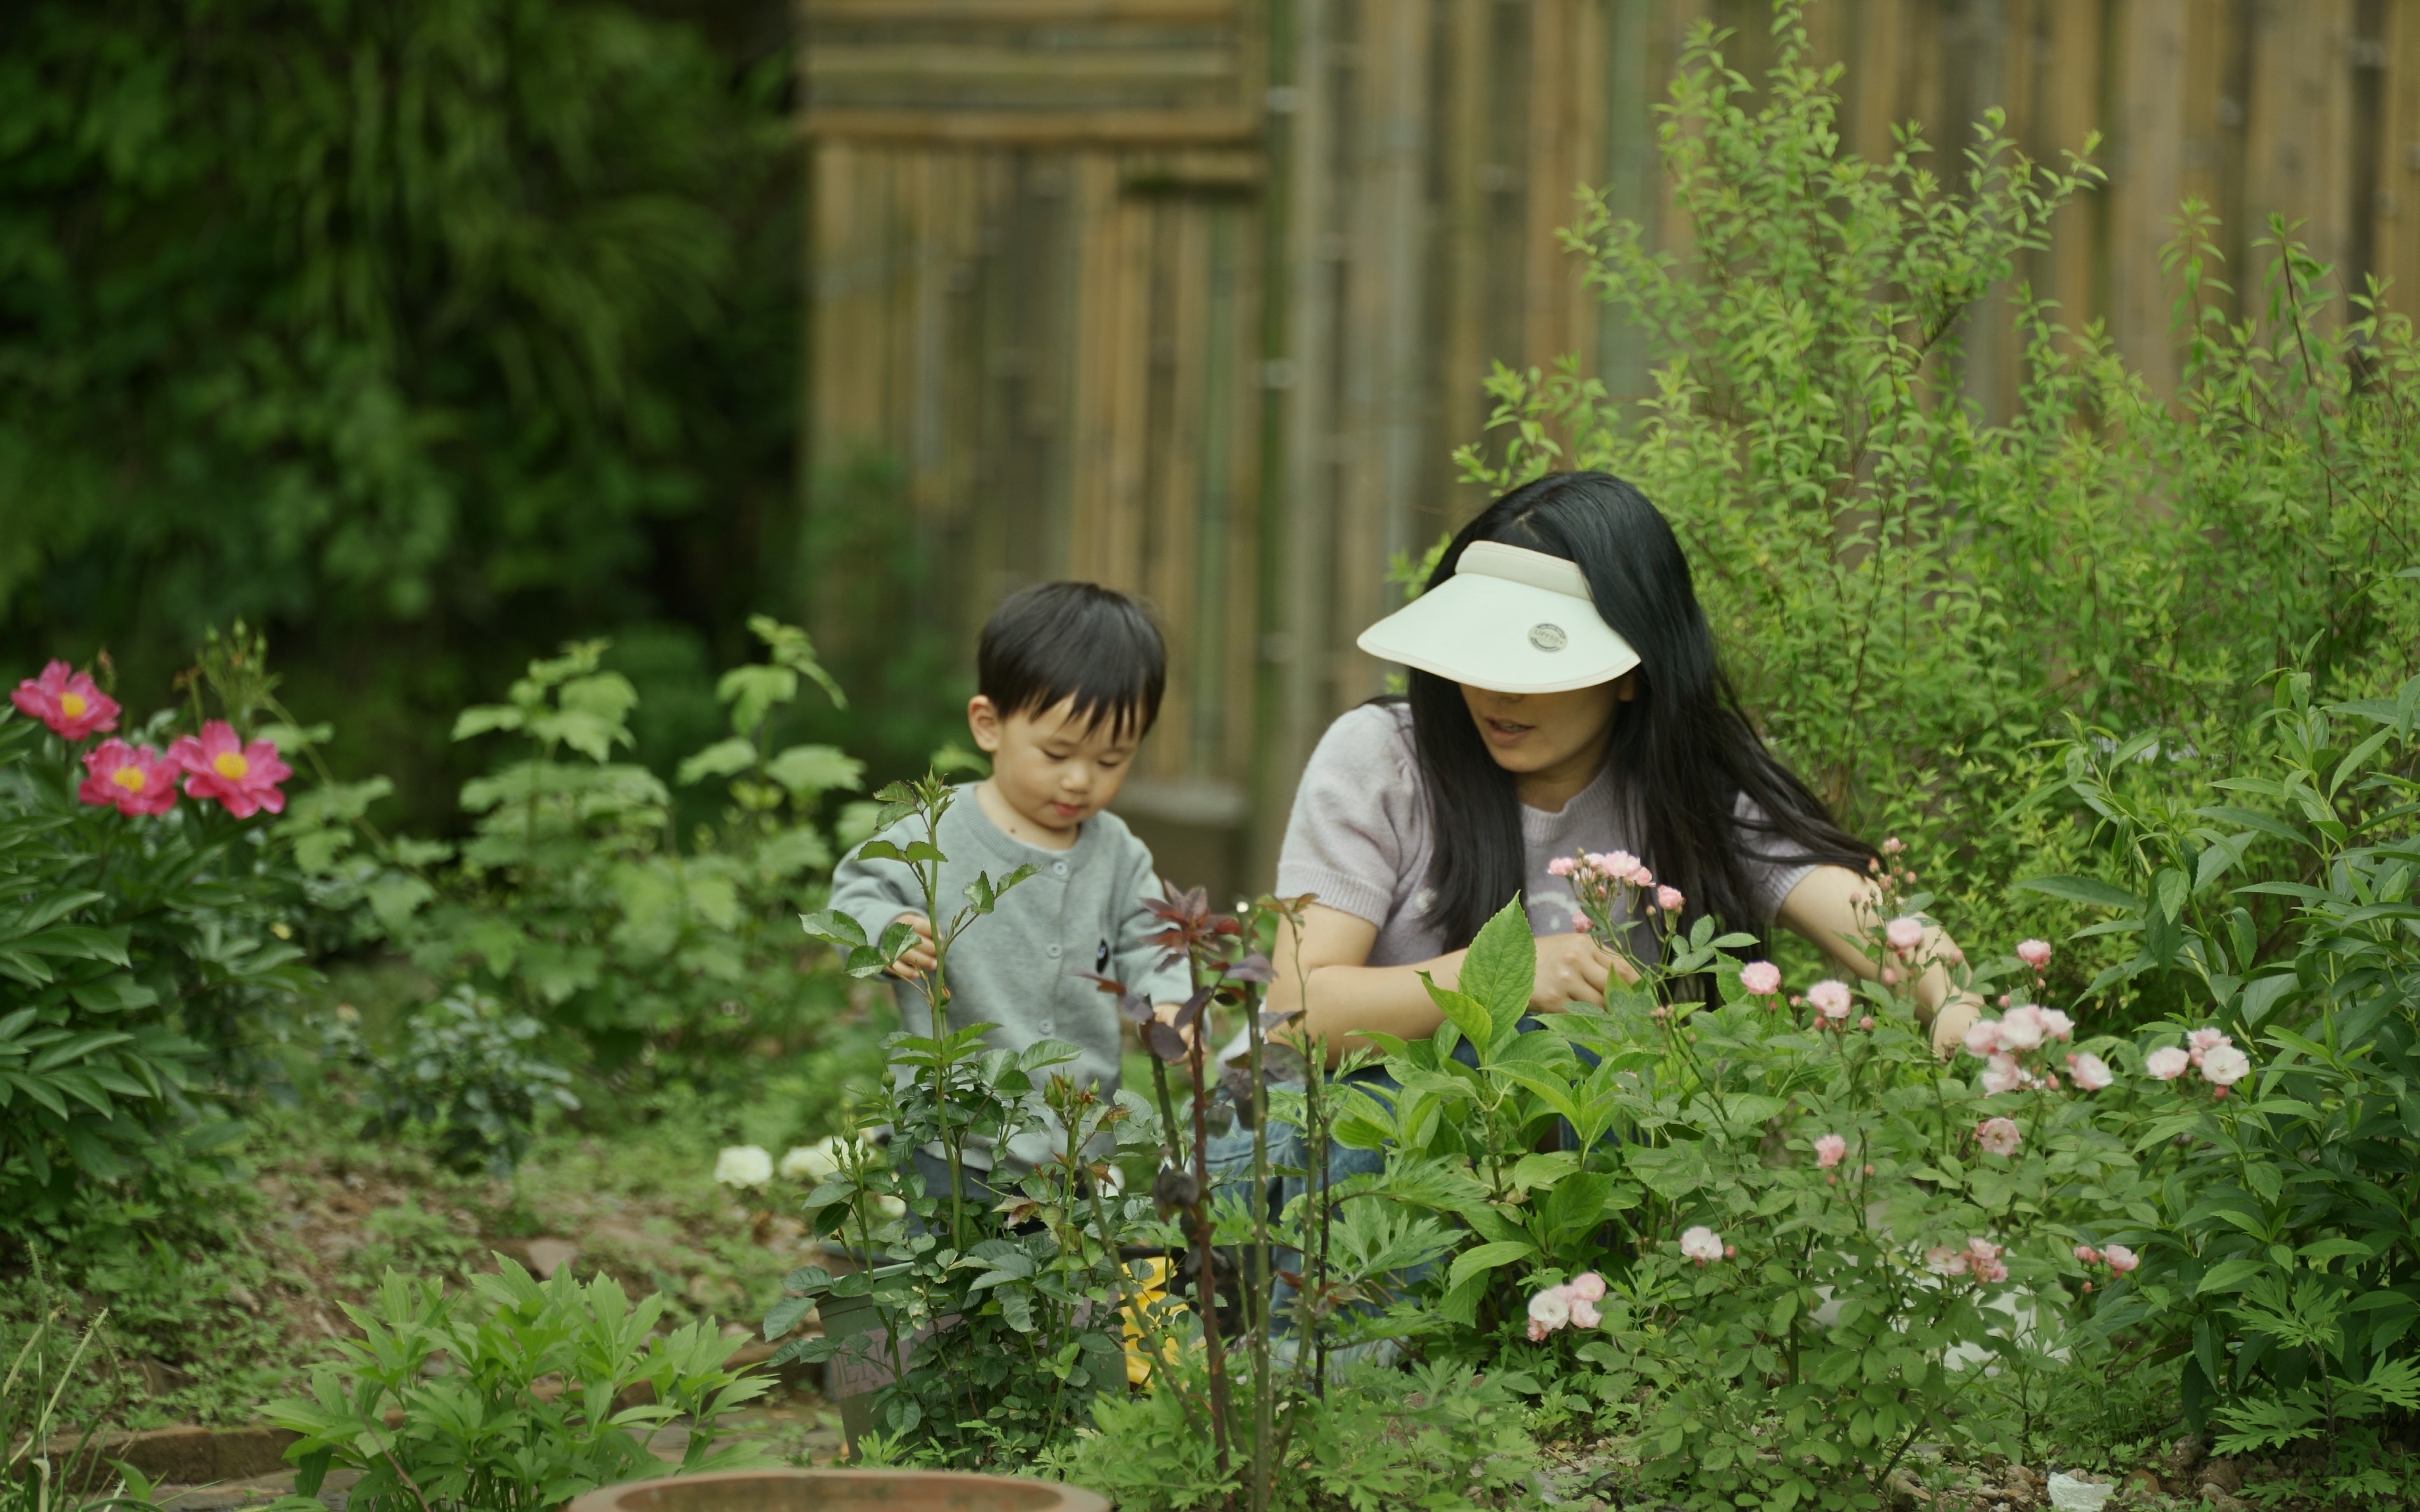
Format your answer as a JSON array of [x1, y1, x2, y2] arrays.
[[828, 581, 1192, 1189]]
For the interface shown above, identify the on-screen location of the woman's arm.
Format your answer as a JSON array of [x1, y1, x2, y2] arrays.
[[1269, 902, 1628, 1063], [1775, 864, 1983, 1056]]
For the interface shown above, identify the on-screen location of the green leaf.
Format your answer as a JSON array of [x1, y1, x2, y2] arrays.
[[764, 744, 865, 797], [1445, 1240, 1538, 1292], [1421, 979, 1494, 1055], [676, 737, 758, 786], [2196, 1259, 2270, 1296], [1459, 897, 1536, 1042], [2017, 874, 2139, 910]]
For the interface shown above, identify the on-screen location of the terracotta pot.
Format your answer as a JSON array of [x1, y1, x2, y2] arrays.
[[566, 1469, 1108, 1512]]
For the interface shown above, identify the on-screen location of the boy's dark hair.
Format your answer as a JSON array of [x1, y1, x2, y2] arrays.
[[978, 582, 1166, 741]]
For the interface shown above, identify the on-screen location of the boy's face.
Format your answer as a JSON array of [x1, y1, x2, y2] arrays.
[[967, 694, 1143, 838]]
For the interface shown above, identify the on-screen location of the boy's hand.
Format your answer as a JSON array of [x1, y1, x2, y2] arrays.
[[1150, 1000, 1199, 1048], [886, 913, 938, 980]]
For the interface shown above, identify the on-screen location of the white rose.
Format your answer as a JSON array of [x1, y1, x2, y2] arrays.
[[714, 1144, 774, 1189]]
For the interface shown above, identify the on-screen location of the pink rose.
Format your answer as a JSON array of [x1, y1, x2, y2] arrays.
[[1569, 1296, 1601, 1329], [1998, 1004, 2047, 1051], [1926, 1245, 1969, 1277], [78, 740, 178, 817], [1885, 917, 1924, 954], [2073, 1245, 2100, 1264], [169, 720, 293, 818], [1981, 1054, 2026, 1096], [2199, 1044, 2251, 1086], [1814, 1134, 1847, 1169], [1566, 1271, 1606, 1303], [1525, 1318, 1549, 1341], [1882, 836, 1905, 855], [1679, 1226, 1723, 1264], [2144, 1045, 2190, 1081], [2066, 1052, 2113, 1091], [1571, 911, 1591, 932], [11, 660, 120, 741], [1963, 1018, 2003, 1057], [1527, 1285, 1572, 1334], [1973, 1254, 2010, 1284], [2102, 1245, 2139, 1274], [2187, 1026, 2232, 1065], [1739, 961, 1781, 996], [1605, 850, 1639, 878], [1807, 980, 1854, 1021], [1547, 855, 1578, 878], [1656, 885, 1684, 913], [1975, 1117, 2022, 1156], [2038, 1007, 2075, 1042], [2016, 939, 2052, 969]]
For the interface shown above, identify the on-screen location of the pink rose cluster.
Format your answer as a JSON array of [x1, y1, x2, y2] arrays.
[[1525, 1270, 1608, 1340], [2072, 1242, 2139, 1291], [11, 661, 291, 822], [1548, 848, 1681, 933], [1927, 1236, 2009, 1285], [1962, 1001, 2096, 1094], [2143, 1027, 2251, 1096]]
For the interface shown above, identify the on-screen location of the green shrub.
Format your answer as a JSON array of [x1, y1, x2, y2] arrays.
[[329, 986, 578, 1176], [1458, 1, 2420, 994], [263, 1259, 769, 1512], [297, 617, 865, 1092], [2043, 671, 2420, 1496]]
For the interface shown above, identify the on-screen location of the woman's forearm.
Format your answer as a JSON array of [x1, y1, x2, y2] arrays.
[[1279, 951, 1469, 1062]]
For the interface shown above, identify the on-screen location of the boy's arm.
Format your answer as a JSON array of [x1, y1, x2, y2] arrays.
[[1109, 841, 1197, 1011], [826, 825, 933, 978]]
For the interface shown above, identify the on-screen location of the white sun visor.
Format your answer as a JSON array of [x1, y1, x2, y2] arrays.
[[1355, 541, 1640, 694]]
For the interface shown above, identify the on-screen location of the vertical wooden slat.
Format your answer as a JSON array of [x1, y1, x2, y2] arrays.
[[1442, 0, 1493, 465], [2245, 0, 2356, 302], [2378, 0, 2420, 316], [2111, 0, 2185, 391]]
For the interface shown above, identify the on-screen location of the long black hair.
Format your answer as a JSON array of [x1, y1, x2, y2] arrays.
[[1407, 471, 1872, 948]]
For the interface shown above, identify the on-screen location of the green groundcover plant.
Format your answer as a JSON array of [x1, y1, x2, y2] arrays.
[[262, 1259, 770, 1512]]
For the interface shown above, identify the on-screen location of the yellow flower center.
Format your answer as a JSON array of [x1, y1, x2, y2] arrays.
[[111, 766, 147, 792], [213, 751, 250, 780], [60, 692, 85, 717]]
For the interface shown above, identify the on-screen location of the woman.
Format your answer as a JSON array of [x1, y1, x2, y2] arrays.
[[1269, 471, 1982, 1055]]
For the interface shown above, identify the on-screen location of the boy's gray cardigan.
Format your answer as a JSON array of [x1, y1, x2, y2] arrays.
[[826, 786, 1192, 1171]]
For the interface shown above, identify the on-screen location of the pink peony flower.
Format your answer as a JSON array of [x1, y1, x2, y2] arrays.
[[2102, 1245, 2139, 1274], [2016, 939, 2052, 969], [1885, 916, 1925, 954], [1569, 1296, 1602, 1329], [1807, 980, 1854, 1021], [78, 740, 178, 817], [1547, 855, 1578, 878], [1814, 1134, 1847, 1169], [1566, 1271, 1606, 1303], [1963, 1018, 2003, 1057], [2187, 1026, 2232, 1065], [12, 661, 120, 741], [2144, 1045, 2190, 1081], [1527, 1284, 1572, 1334], [1998, 1004, 2047, 1051], [1981, 1054, 2026, 1096], [1739, 960, 1782, 996], [169, 721, 293, 818], [2066, 1052, 2113, 1091], [1656, 885, 1684, 913], [1975, 1117, 2022, 1156], [1679, 1226, 1723, 1264], [2199, 1044, 2251, 1086]]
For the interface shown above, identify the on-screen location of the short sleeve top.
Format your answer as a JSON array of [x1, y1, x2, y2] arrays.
[[1274, 703, 1820, 965]]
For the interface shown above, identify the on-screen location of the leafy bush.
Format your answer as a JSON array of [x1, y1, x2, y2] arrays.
[[1459, 1, 2420, 983], [2, 648, 317, 1242], [329, 986, 578, 1176], [263, 1259, 768, 1512], [298, 618, 865, 1090], [2046, 671, 2420, 1494]]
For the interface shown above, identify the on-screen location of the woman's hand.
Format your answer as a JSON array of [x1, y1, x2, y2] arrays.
[[1529, 932, 1634, 1013]]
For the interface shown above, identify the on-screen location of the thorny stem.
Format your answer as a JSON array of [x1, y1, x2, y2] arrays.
[[1184, 1017, 1233, 1485], [1242, 974, 1274, 1512]]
